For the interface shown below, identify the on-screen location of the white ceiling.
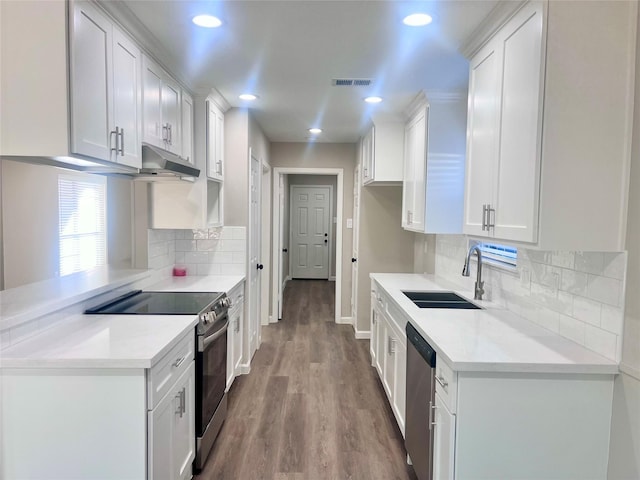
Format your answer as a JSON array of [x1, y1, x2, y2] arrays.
[[120, 0, 498, 143]]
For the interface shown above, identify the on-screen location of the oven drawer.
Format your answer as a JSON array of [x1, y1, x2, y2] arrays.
[[148, 331, 195, 410]]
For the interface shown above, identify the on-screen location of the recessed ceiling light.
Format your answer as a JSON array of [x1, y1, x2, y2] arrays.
[[192, 14, 222, 28], [403, 13, 433, 27], [364, 96, 383, 104], [239, 94, 258, 101], [308, 128, 322, 134]]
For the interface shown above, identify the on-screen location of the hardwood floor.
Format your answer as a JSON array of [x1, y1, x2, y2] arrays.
[[196, 279, 417, 480]]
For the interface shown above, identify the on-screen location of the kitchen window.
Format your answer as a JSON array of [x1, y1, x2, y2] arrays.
[[475, 242, 517, 269], [58, 174, 107, 276]]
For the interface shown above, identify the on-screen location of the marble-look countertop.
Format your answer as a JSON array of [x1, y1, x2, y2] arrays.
[[0, 275, 245, 369], [0, 267, 150, 330], [371, 273, 618, 375]]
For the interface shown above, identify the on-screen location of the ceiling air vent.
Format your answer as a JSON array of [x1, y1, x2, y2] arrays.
[[332, 78, 372, 87]]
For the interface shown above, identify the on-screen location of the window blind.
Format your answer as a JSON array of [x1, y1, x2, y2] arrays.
[[58, 175, 107, 276], [478, 243, 517, 268]]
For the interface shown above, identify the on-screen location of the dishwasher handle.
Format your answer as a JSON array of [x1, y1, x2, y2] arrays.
[[406, 322, 436, 367]]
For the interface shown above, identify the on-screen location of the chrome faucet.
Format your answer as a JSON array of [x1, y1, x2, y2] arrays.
[[462, 244, 484, 300]]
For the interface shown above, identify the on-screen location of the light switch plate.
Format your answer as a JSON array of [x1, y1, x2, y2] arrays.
[[347, 218, 353, 229]]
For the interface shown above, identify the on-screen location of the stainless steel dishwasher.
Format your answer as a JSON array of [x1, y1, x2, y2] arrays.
[[405, 322, 437, 480]]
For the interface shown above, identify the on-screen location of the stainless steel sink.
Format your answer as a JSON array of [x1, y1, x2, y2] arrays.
[[402, 291, 482, 309]]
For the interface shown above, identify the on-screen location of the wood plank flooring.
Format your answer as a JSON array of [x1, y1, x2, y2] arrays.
[[196, 279, 417, 480]]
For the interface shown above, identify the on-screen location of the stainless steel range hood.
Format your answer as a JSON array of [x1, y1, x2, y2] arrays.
[[140, 143, 200, 178]]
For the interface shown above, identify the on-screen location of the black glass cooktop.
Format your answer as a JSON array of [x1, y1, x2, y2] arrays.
[[85, 290, 222, 315]]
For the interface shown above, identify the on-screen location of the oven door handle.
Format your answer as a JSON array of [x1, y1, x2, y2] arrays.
[[201, 318, 230, 350]]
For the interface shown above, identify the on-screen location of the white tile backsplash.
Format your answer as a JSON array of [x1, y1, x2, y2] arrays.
[[434, 234, 627, 362], [149, 226, 246, 277]]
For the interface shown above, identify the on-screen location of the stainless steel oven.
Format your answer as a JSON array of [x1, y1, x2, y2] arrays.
[[85, 289, 231, 472], [195, 309, 229, 471]]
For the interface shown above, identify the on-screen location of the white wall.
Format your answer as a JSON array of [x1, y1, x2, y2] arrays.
[[269, 143, 356, 318], [607, 6, 640, 477], [288, 174, 338, 278]]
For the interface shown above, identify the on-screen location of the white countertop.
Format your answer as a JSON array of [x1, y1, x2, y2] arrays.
[[371, 273, 618, 375], [0, 275, 245, 369], [0, 267, 150, 330]]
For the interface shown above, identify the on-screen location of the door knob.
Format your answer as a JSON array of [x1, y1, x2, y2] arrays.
[[257, 264, 264, 270], [352, 258, 357, 263], [324, 239, 328, 244], [324, 233, 328, 237], [282, 248, 288, 253]]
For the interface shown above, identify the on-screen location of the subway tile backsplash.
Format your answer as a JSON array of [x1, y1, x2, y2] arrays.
[[148, 227, 246, 277], [434, 235, 626, 362]]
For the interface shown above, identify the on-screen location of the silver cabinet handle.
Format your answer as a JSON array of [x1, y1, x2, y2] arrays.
[[162, 123, 169, 142], [487, 205, 495, 229], [482, 204, 488, 231], [175, 389, 183, 417], [436, 374, 448, 391], [388, 336, 396, 355], [181, 387, 186, 415], [431, 402, 437, 428], [173, 355, 187, 368], [110, 127, 120, 153], [216, 160, 222, 175], [119, 128, 124, 156]]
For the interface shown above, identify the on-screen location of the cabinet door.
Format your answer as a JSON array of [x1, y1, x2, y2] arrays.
[[181, 92, 194, 164], [375, 309, 386, 379], [233, 301, 244, 375], [112, 28, 141, 169], [403, 107, 428, 232], [70, 1, 113, 161], [433, 391, 455, 480], [362, 128, 374, 184], [493, 2, 544, 243], [393, 338, 407, 437], [162, 79, 181, 154], [172, 363, 195, 480], [463, 40, 500, 237], [370, 295, 378, 366], [215, 107, 225, 180], [383, 319, 396, 400], [207, 102, 224, 181], [142, 55, 164, 148]]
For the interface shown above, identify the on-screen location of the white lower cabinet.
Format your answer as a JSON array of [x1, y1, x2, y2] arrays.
[[149, 363, 196, 480], [370, 280, 407, 437], [433, 391, 455, 480], [227, 281, 245, 390]]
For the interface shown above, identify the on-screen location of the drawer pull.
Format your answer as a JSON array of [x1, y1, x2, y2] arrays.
[[173, 356, 187, 368], [436, 374, 448, 390]]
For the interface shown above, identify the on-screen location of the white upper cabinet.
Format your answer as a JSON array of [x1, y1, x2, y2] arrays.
[[112, 29, 142, 169], [70, 1, 142, 168], [142, 54, 183, 155], [207, 100, 225, 181], [70, 1, 113, 162], [463, 0, 636, 251], [361, 120, 404, 186], [402, 93, 466, 234], [181, 91, 194, 164]]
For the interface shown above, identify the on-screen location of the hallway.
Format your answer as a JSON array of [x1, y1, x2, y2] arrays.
[[197, 279, 417, 479]]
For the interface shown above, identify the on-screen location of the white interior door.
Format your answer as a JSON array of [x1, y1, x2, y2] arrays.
[[290, 185, 331, 279], [248, 154, 261, 359], [351, 166, 360, 323], [277, 174, 285, 319]]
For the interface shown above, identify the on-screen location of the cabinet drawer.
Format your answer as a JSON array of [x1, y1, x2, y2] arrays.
[[386, 300, 408, 341], [435, 358, 457, 414], [148, 331, 195, 409]]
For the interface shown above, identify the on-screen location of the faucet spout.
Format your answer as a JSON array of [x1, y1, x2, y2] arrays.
[[462, 245, 484, 301]]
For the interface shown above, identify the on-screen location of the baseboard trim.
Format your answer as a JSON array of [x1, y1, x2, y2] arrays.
[[336, 316, 352, 325], [269, 315, 279, 324], [238, 364, 251, 375], [354, 327, 371, 340], [329, 276, 336, 281]]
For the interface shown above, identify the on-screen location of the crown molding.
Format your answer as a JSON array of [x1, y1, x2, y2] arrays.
[[459, 0, 528, 59]]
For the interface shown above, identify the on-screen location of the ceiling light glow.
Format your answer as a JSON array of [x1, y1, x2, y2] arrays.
[[308, 128, 322, 134], [403, 13, 433, 27], [192, 15, 222, 28], [239, 94, 258, 101], [364, 96, 383, 104]]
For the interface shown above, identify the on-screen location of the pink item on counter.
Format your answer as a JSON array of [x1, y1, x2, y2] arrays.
[[173, 266, 187, 276]]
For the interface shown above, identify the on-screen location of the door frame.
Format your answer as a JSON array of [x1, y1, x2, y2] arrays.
[[289, 183, 333, 281], [271, 167, 344, 324], [245, 148, 262, 367]]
